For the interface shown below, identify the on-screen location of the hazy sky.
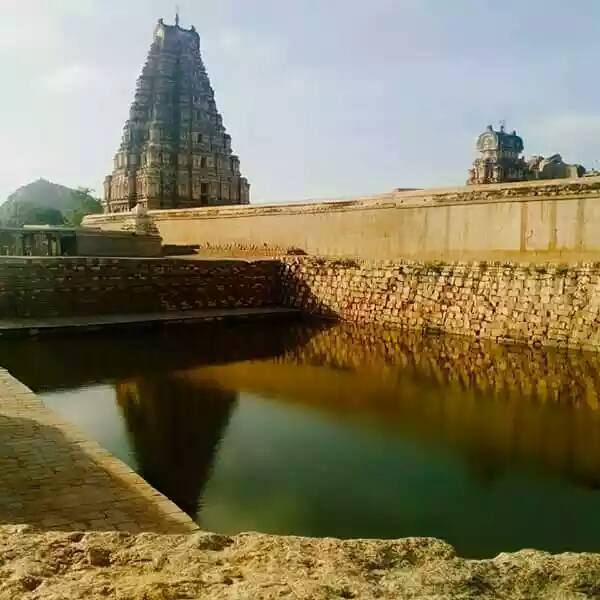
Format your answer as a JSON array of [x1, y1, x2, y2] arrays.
[[2, 0, 600, 204]]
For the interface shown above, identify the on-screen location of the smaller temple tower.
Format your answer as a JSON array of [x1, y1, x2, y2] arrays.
[[467, 125, 530, 185]]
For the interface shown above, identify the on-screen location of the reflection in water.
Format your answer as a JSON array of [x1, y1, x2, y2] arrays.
[[115, 377, 236, 519], [10, 319, 600, 557]]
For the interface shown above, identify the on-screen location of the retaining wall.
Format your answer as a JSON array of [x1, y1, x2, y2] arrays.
[[0, 257, 281, 319], [84, 177, 600, 263], [5, 254, 600, 352], [280, 256, 600, 351]]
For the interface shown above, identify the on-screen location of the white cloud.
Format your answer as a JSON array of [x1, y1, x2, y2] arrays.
[[0, 15, 56, 54], [43, 64, 106, 94], [211, 27, 286, 65], [0, 0, 97, 54], [533, 113, 600, 140], [524, 113, 600, 165]]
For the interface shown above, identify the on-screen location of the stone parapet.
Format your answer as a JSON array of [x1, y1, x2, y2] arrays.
[[280, 256, 600, 351]]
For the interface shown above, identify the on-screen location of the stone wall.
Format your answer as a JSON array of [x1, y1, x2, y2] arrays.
[[85, 176, 600, 263], [0, 228, 162, 258], [75, 230, 162, 257], [0, 257, 281, 319], [280, 256, 600, 351], [6, 254, 600, 352]]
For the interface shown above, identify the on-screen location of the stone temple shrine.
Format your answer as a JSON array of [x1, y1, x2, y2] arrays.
[[467, 125, 529, 185], [103, 15, 250, 213], [467, 124, 586, 185]]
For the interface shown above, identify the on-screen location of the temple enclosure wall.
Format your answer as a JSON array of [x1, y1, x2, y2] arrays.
[[84, 177, 600, 263], [280, 257, 600, 351], [0, 257, 280, 319]]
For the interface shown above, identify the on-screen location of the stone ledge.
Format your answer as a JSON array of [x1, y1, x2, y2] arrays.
[[0, 369, 199, 535], [0, 307, 300, 337]]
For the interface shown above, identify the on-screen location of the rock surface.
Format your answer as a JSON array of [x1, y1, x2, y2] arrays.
[[1, 526, 600, 599]]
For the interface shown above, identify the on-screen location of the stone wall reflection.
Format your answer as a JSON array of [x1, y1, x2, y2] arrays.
[[281, 323, 600, 407], [277, 324, 600, 487], [115, 375, 236, 518], [21, 318, 600, 515], [170, 322, 600, 490]]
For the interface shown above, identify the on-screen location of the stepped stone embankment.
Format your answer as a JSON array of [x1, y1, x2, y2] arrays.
[[2, 262, 600, 596], [0, 257, 280, 319], [281, 256, 600, 351]]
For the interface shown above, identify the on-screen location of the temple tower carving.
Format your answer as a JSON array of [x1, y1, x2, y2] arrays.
[[103, 16, 250, 213]]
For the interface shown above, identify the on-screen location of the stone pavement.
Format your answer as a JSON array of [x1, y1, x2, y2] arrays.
[[0, 368, 199, 533], [0, 306, 299, 337]]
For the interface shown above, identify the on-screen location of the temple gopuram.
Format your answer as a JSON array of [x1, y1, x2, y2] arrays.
[[467, 124, 586, 185], [103, 14, 250, 213]]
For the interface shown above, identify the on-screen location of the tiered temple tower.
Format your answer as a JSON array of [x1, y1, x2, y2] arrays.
[[103, 15, 250, 213]]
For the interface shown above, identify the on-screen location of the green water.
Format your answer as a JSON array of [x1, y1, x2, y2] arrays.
[[5, 319, 600, 558]]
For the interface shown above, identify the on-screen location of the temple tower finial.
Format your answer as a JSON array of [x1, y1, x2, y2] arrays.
[[175, 6, 180, 27]]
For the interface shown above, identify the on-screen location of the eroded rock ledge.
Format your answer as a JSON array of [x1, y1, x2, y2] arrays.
[[1, 526, 599, 599]]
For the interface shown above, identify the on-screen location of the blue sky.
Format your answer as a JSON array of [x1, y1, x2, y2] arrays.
[[2, 0, 600, 204]]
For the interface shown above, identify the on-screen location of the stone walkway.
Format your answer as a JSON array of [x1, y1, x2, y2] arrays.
[[0, 307, 299, 337], [0, 368, 198, 533]]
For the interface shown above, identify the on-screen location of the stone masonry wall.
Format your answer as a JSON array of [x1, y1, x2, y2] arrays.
[[5, 255, 600, 351], [0, 257, 281, 319], [280, 256, 600, 351], [85, 176, 600, 263]]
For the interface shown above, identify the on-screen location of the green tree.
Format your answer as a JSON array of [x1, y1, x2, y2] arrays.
[[65, 187, 102, 226], [10, 205, 66, 227], [0, 180, 103, 227]]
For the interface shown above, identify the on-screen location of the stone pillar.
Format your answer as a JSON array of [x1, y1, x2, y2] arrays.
[[13, 233, 24, 256], [103, 175, 113, 213]]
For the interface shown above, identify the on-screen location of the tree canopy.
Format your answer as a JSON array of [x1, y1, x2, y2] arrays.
[[0, 179, 102, 227]]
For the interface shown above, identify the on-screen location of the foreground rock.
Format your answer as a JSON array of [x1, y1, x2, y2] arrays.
[[1, 526, 599, 599]]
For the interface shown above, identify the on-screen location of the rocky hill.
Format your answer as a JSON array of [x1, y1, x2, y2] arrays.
[[0, 179, 102, 227]]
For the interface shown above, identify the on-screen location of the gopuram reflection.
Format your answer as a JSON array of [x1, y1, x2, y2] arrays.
[[115, 375, 237, 518]]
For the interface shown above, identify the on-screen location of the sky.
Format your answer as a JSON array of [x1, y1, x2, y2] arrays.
[[2, 0, 600, 204]]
